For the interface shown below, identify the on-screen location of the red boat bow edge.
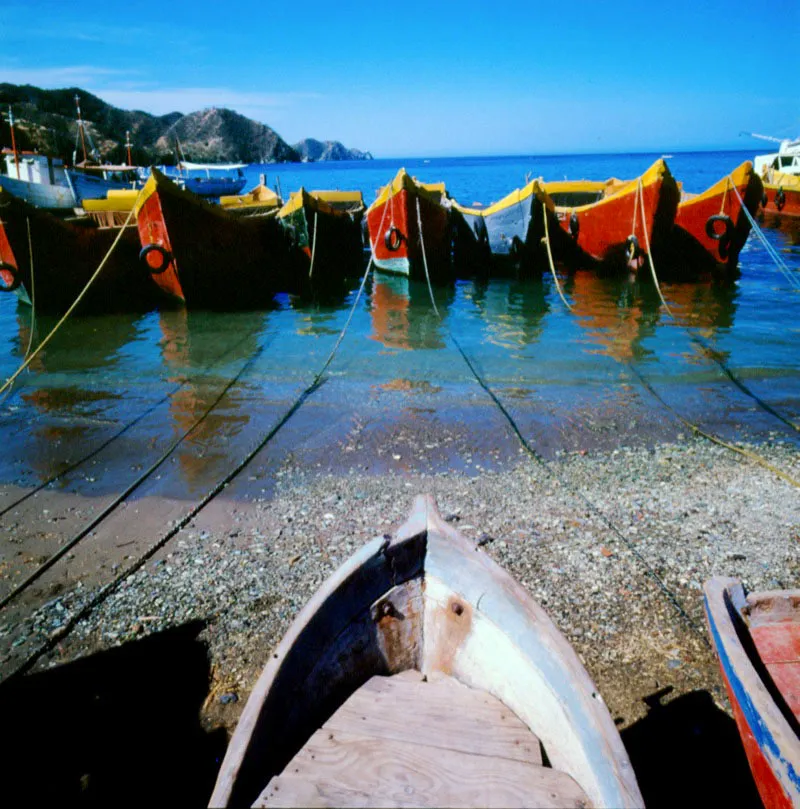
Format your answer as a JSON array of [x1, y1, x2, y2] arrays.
[[704, 577, 800, 809]]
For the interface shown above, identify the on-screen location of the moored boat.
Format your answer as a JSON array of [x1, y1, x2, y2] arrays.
[[760, 171, 800, 223], [210, 495, 644, 808], [219, 180, 282, 216], [662, 161, 763, 274], [68, 163, 139, 204], [365, 168, 453, 280], [0, 187, 153, 313], [542, 159, 680, 272], [169, 161, 248, 197], [0, 148, 77, 209], [277, 188, 365, 293], [452, 178, 557, 275], [134, 168, 289, 309], [704, 577, 800, 809]]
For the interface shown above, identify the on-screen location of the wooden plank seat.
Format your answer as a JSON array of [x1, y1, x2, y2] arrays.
[[255, 671, 591, 808]]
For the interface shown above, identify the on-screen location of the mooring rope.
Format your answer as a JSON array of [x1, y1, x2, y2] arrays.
[[0, 201, 138, 397], [414, 201, 708, 642], [308, 209, 319, 280], [541, 201, 573, 311], [636, 178, 674, 318]]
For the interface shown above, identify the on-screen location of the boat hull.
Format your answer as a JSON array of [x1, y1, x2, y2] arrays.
[[550, 159, 680, 272], [135, 169, 288, 309], [761, 180, 800, 224], [365, 171, 451, 280], [664, 161, 763, 274], [704, 577, 800, 809], [182, 176, 247, 197], [0, 174, 76, 209], [0, 189, 154, 314], [211, 495, 644, 808], [278, 189, 364, 295], [68, 170, 136, 204]]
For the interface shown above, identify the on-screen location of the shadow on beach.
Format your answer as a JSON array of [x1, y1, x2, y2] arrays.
[[0, 621, 226, 806], [622, 686, 762, 808]]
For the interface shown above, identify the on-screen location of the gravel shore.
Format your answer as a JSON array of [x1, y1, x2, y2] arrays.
[[17, 435, 799, 740]]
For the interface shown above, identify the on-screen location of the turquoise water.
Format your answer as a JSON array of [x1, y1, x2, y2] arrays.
[[0, 150, 798, 492]]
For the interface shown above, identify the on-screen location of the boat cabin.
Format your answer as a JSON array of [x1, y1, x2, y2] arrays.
[[2, 149, 68, 186], [754, 139, 800, 177]]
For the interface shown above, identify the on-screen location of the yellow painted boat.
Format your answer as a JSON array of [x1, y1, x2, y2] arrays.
[[219, 182, 282, 214]]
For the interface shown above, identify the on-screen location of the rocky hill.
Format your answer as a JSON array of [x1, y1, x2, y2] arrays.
[[0, 83, 371, 165], [293, 138, 373, 162]]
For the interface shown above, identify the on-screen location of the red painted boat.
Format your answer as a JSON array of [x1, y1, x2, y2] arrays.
[[704, 577, 800, 809], [760, 171, 800, 225], [542, 159, 680, 272], [365, 168, 452, 280], [665, 161, 763, 273], [0, 187, 151, 313], [134, 168, 289, 309]]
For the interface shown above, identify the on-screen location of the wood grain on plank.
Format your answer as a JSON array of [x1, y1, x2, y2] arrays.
[[324, 671, 542, 765], [258, 728, 590, 808]]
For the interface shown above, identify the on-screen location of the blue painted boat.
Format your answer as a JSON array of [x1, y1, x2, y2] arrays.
[[704, 577, 800, 809], [165, 162, 247, 198], [68, 165, 139, 204]]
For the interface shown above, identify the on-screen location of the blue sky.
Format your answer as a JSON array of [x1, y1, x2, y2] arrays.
[[1, 0, 797, 157]]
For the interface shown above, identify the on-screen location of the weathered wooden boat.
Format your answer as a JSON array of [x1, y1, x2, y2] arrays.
[[278, 188, 365, 294], [219, 181, 282, 216], [68, 163, 139, 204], [169, 162, 248, 197], [0, 187, 154, 313], [0, 148, 77, 209], [134, 168, 289, 309], [210, 495, 644, 808], [760, 171, 800, 224], [659, 161, 764, 274], [365, 169, 453, 280], [542, 159, 680, 272], [704, 577, 800, 809], [453, 179, 558, 275]]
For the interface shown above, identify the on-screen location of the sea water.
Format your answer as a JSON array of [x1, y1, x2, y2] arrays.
[[0, 150, 798, 494]]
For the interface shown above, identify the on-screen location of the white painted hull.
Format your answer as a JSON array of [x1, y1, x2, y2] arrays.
[[373, 255, 410, 276]]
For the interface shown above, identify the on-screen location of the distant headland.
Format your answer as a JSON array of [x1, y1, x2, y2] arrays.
[[0, 83, 372, 165]]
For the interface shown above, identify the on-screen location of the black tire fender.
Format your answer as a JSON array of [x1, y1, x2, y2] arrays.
[[775, 188, 786, 211], [569, 212, 579, 239], [705, 214, 734, 242], [625, 234, 641, 261], [139, 244, 173, 275], [384, 226, 403, 252], [0, 261, 20, 292]]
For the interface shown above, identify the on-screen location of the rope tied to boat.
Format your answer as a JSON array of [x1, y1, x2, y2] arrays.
[[308, 209, 319, 280], [728, 178, 800, 291], [636, 178, 674, 318], [0, 198, 139, 397], [540, 200, 573, 312]]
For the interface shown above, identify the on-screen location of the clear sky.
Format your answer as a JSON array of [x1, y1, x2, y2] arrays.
[[1, 0, 797, 158]]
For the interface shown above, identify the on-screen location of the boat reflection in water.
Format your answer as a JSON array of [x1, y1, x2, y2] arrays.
[[368, 271, 453, 351], [567, 271, 738, 364], [158, 308, 269, 491], [467, 277, 550, 351], [9, 310, 148, 485]]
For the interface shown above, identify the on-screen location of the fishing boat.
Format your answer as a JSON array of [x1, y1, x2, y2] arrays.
[[542, 159, 681, 272], [0, 187, 153, 313], [278, 188, 365, 293], [158, 161, 248, 197], [704, 577, 800, 809], [760, 171, 800, 223], [752, 134, 800, 178], [219, 179, 282, 216], [365, 169, 453, 280], [134, 168, 289, 309], [0, 148, 77, 209], [68, 162, 139, 204], [210, 495, 644, 808], [661, 161, 764, 273], [452, 179, 558, 274]]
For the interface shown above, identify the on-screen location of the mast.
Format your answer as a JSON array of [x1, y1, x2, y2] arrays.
[[7, 106, 20, 179], [125, 130, 133, 167], [75, 94, 88, 163]]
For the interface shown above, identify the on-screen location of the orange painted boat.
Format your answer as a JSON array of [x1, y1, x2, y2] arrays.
[[760, 171, 800, 224], [542, 159, 680, 272], [704, 577, 800, 809], [365, 169, 452, 280], [665, 161, 763, 273], [0, 187, 152, 313], [134, 168, 289, 309]]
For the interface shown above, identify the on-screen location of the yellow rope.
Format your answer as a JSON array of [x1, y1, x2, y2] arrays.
[[637, 178, 674, 318], [23, 216, 36, 360], [541, 201, 573, 311], [307, 209, 318, 280], [0, 199, 139, 396]]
